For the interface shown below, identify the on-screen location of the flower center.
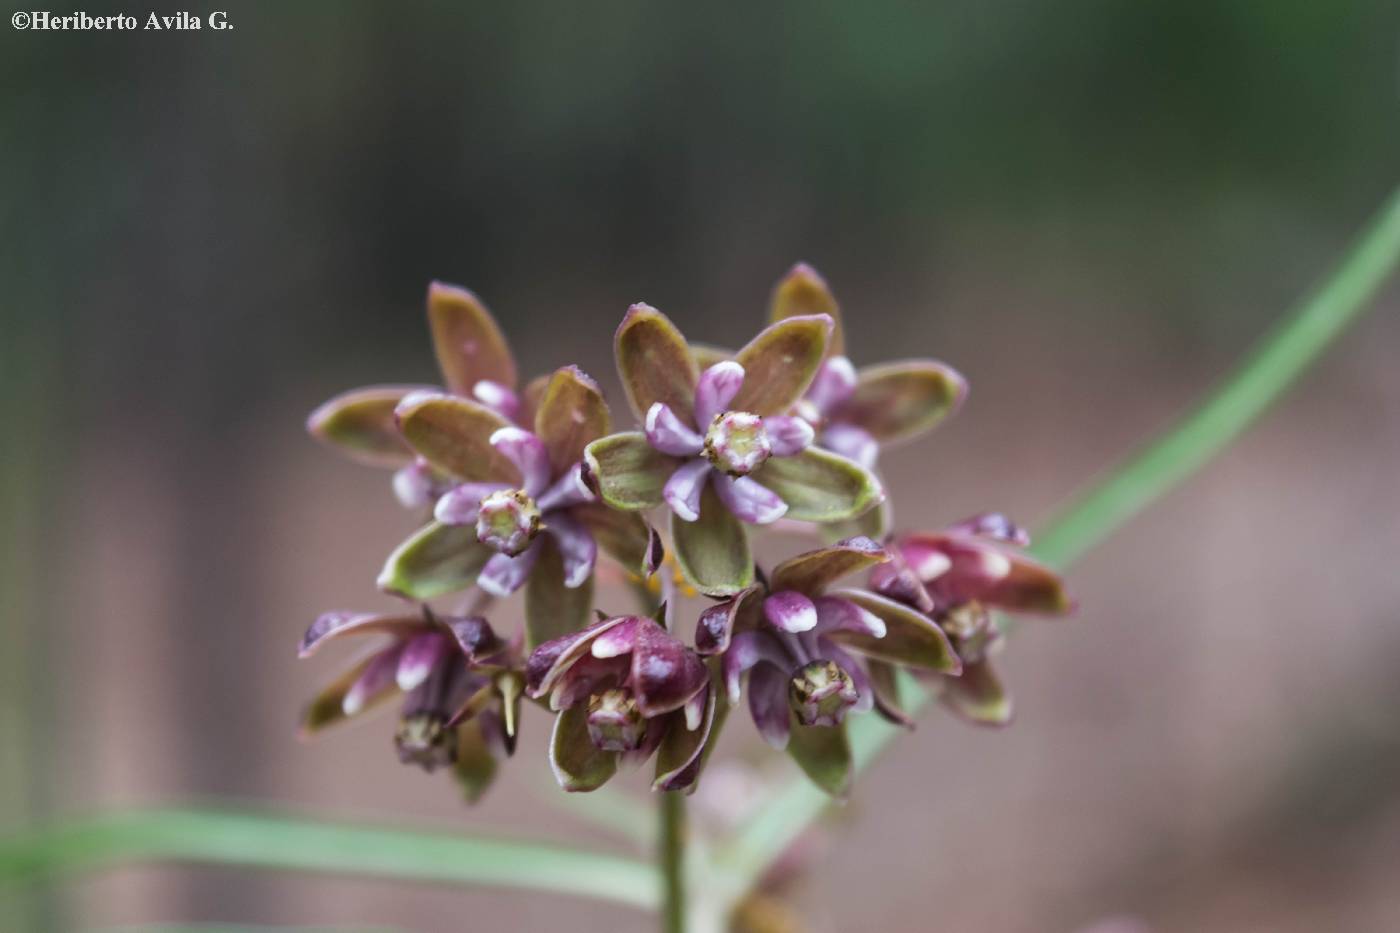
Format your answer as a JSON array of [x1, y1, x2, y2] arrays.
[[941, 600, 989, 640], [476, 489, 542, 556], [394, 713, 457, 771], [788, 659, 859, 727], [704, 410, 771, 476], [586, 688, 648, 752]]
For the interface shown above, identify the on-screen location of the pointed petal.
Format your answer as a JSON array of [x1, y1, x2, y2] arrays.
[[524, 535, 596, 649], [527, 614, 633, 698], [394, 392, 520, 484], [298, 611, 425, 658], [695, 584, 764, 655], [671, 482, 754, 597], [712, 474, 788, 525], [866, 659, 915, 729], [812, 596, 887, 639], [427, 281, 516, 395], [306, 385, 419, 467], [820, 495, 891, 545], [442, 615, 505, 662], [655, 681, 720, 792], [549, 705, 620, 792], [770, 262, 843, 356], [748, 664, 792, 749], [764, 416, 815, 457], [546, 510, 597, 588], [396, 631, 450, 691], [645, 402, 705, 457], [583, 432, 678, 511], [378, 522, 494, 600], [342, 646, 404, 716], [805, 356, 857, 416], [537, 463, 595, 512], [786, 716, 852, 799], [763, 591, 819, 633], [824, 588, 961, 673], [590, 617, 642, 658], [938, 658, 1014, 726], [477, 540, 542, 598], [731, 315, 831, 416], [299, 650, 400, 736], [843, 360, 967, 444], [663, 459, 711, 522], [615, 303, 698, 421], [571, 503, 657, 577], [453, 717, 500, 803], [433, 482, 511, 525], [770, 536, 888, 596], [821, 424, 879, 470], [489, 426, 551, 497], [534, 365, 612, 475], [631, 619, 709, 717], [722, 630, 792, 704], [754, 447, 882, 524], [694, 360, 746, 427], [470, 380, 520, 420], [982, 549, 1074, 615]]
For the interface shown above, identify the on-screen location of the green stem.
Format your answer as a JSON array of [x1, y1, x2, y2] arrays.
[[712, 185, 1400, 908], [0, 808, 658, 911], [659, 792, 687, 933]]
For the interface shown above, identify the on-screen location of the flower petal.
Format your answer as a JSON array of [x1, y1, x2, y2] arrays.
[[614, 302, 698, 421], [805, 356, 857, 416], [712, 474, 788, 525], [949, 512, 1031, 547], [812, 596, 887, 639], [395, 392, 520, 484], [770, 262, 844, 356], [519, 374, 551, 427], [763, 591, 818, 633], [694, 584, 764, 655], [393, 459, 445, 509], [524, 534, 596, 649], [982, 549, 1074, 615], [342, 645, 404, 716], [536, 463, 595, 512], [298, 649, 400, 736], [631, 619, 709, 717], [396, 631, 450, 691], [489, 426, 552, 498], [546, 510, 597, 589], [477, 539, 543, 598], [453, 717, 501, 803], [527, 614, 634, 698], [470, 380, 520, 420], [786, 716, 852, 799], [377, 522, 495, 600], [823, 588, 961, 673], [753, 447, 882, 524], [843, 360, 967, 444], [534, 365, 612, 475], [747, 663, 792, 749], [769, 536, 888, 596], [427, 281, 516, 395], [730, 315, 832, 416], [820, 424, 879, 470], [865, 659, 915, 729], [671, 482, 755, 597], [590, 617, 642, 659], [655, 681, 721, 792], [433, 482, 511, 525], [646, 403, 705, 456], [306, 385, 420, 467], [442, 615, 506, 662], [583, 432, 678, 511], [694, 361, 745, 427], [764, 415, 815, 457], [569, 502, 659, 578], [722, 630, 792, 704], [549, 704, 620, 792], [298, 611, 425, 658], [663, 459, 711, 522], [937, 658, 1013, 726]]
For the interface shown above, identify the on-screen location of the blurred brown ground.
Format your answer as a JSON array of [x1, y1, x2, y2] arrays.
[[4, 3, 1400, 931]]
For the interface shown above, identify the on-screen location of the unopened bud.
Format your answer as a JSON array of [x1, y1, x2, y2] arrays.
[[394, 713, 457, 771]]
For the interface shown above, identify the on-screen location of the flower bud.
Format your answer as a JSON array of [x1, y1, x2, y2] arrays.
[[705, 411, 772, 476], [788, 659, 859, 727], [586, 688, 648, 752], [475, 489, 542, 556], [394, 712, 457, 771]]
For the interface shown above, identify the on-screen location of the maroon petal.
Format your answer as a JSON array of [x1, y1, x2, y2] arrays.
[[949, 512, 1031, 547], [396, 631, 450, 691], [763, 591, 818, 633], [476, 541, 543, 598], [630, 619, 708, 717], [527, 614, 633, 698], [442, 615, 505, 663], [654, 681, 720, 793], [342, 645, 404, 716], [805, 356, 857, 417], [662, 458, 711, 522], [723, 630, 793, 704], [770, 536, 888, 597], [694, 360, 746, 427], [694, 584, 764, 655], [489, 426, 552, 498], [645, 402, 705, 456], [298, 611, 426, 659], [812, 596, 887, 639], [748, 664, 792, 749], [589, 616, 642, 659]]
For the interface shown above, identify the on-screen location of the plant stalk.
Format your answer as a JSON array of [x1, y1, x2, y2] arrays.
[[659, 791, 688, 933]]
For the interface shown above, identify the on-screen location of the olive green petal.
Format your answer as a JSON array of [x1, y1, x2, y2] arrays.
[[427, 281, 517, 395], [525, 535, 596, 650], [535, 365, 611, 475], [306, 385, 420, 467], [755, 448, 883, 523], [583, 432, 677, 511], [377, 521, 494, 600], [845, 361, 967, 444], [786, 716, 852, 799], [730, 315, 831, 416], [396, 393, 520, 484], [614, 303, 698, 421], [769, 262, 844, 357], [671, 483, 754, 597], [549, 705, 620, 792]]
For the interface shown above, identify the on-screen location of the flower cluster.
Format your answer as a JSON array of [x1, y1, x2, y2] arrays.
[[299, 266, 1071, 801]]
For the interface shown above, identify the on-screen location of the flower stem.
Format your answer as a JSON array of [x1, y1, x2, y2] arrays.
[[659, 791, 688, 933]]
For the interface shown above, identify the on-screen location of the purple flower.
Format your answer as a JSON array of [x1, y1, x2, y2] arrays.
[[298, 607, 522, 802], [526, 614, 716, 793]]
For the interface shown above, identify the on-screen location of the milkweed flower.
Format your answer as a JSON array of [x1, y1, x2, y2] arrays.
[[585, 304, 883, 597], [298, 607, 522, 801], [526, 613, 717, 793]]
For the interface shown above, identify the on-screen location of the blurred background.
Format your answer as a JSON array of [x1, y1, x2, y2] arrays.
[[4, 2, 1400, 930]]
